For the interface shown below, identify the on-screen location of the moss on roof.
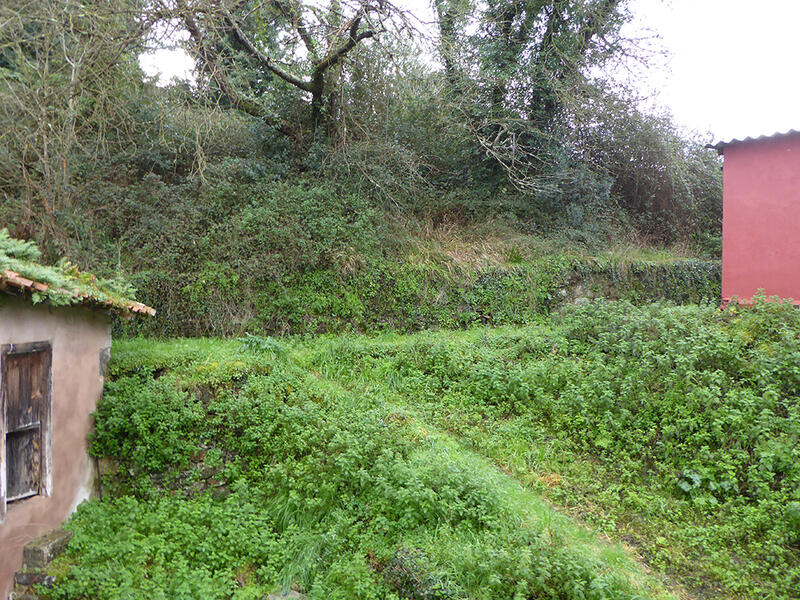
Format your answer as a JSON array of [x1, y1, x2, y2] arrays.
[[0, 229, 155, 316]]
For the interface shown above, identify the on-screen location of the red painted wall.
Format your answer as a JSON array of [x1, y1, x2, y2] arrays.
[[722, 133, 800, 303]]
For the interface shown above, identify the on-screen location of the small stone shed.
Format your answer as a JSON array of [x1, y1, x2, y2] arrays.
[[709, 129, 800, 303], [0, 231, 154, 597]]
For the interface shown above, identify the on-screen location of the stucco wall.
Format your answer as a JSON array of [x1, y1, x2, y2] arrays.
[[722, 133, 800, 302], [0, 295, 110, 598]]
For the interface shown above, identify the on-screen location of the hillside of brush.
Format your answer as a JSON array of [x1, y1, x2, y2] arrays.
[[2, 21, 722, 339], [41, 300, 800, 599], [2, 0, 725, 338], [0, 101, 722, 338], [2, 166, 722, 338]]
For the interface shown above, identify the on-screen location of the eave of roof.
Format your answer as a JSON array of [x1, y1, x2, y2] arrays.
[[0, 269, 156, 317], [706, 129, 800, 154]]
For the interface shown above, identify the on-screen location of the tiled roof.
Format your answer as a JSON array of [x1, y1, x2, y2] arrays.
[[707, 129, 800, 153], [0, 269, 156, 317], [0, 228, 155, 318]]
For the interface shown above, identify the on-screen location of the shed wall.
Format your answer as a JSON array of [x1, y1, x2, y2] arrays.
[[0, 296, 110, 598], [722, 134, 800, 302]]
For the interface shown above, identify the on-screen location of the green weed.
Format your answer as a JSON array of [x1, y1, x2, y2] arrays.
[[45, 330, 678, 600], [298, 300, 800, 598]]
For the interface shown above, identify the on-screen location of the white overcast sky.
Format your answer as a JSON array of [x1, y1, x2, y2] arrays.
[[140, 0, 800, 143], [624, 0, 800, 143]]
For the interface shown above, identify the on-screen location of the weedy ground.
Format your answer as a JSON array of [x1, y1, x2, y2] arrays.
[[43, 299, 800, 599]]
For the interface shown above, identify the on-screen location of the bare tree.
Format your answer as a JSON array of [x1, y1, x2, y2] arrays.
[[0, 0, 160, 230], [155, 0, 411, 139]]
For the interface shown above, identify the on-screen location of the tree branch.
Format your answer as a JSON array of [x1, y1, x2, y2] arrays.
[[314, 13, 375, 74], [181, 8, 297, 138], [275, 0, 319, 62], [222, 8, 313, 91]]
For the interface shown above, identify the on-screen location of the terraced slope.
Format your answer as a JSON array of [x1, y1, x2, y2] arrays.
[[43, 299, 800, 599], [43, 340, 675, 599]]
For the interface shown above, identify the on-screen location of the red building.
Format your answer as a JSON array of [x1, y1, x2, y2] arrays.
[[710, 130, 800, 304]]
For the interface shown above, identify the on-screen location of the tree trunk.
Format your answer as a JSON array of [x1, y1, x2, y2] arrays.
[[310, 70, 325, 136]]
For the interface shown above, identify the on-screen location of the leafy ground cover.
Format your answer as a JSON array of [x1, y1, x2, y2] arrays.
[[43, 333, 677, 599], [296, 299, 800, 599], [43, 299, 800, 599]]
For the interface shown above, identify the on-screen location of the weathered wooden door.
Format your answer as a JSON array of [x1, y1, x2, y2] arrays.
[[1, 342, 51, 516]]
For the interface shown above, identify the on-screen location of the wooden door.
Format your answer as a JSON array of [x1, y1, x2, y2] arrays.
[[1, 342, 51, 515]]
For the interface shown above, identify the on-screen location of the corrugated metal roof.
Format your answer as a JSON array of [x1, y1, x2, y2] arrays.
[[0, 269, 156, 317], [707, 129, 800, 153]]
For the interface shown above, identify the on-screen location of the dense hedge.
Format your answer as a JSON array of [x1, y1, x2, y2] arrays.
[[117, 257, 720, 337]]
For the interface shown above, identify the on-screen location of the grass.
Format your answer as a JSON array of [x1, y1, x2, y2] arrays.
[[45, 298, 800, 599], [44, 331, 679, 599], [293, 300, 800, 599]]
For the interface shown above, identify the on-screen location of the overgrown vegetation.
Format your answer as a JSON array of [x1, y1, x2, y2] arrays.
[[45, 300, 800, 599], [0, 2, 774, 598], [296, 299, 800, 599], [117, 225, 720, 337], [46, 332, 676, 600], [1, 1, 722, 337]]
